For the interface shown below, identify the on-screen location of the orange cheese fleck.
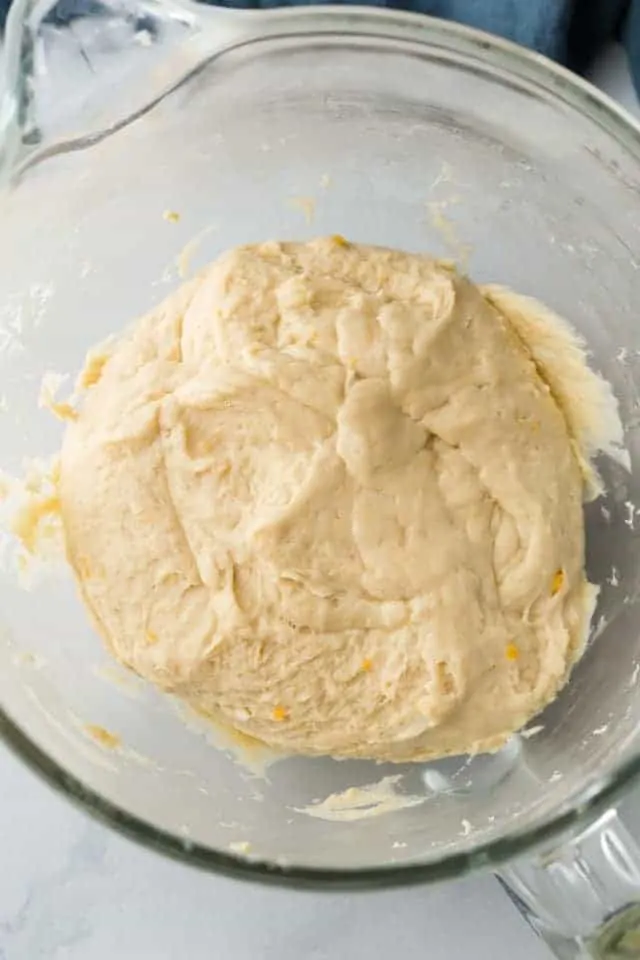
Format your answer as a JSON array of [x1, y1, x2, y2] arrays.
[[272, 705, 289, 722], [505, 643, 519, 661], [85, 724, 120, 749], [361, 658, 373, 672], [551, 569, 565, 596]]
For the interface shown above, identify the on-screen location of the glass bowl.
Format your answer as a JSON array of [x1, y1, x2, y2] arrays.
[[2, 5, 640, 952]]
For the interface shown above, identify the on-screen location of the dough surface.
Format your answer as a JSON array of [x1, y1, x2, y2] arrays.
[[60, 238, 617, 762]]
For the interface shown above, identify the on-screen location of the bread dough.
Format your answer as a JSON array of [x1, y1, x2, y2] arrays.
[[59, 238, 620, 762]]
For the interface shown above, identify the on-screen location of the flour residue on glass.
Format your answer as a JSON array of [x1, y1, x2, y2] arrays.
[[293, 774, 426, 822]]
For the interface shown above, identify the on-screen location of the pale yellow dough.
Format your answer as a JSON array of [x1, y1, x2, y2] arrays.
[[59, 238, 620, 762]]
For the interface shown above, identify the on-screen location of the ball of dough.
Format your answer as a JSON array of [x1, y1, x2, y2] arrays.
[[60, 238, 604, 762]]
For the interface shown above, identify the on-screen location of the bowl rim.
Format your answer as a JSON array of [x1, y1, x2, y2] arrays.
[[3, 3, 640, 888]]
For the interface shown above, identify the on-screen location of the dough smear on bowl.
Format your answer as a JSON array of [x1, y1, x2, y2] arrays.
[[59, 237, 621, 762]]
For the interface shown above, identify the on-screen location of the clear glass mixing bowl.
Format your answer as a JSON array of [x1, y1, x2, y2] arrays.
[[3, 2, 640, 956]]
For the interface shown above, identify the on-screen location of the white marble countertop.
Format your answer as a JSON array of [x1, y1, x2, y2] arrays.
[[2, 42, 640, 960]]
